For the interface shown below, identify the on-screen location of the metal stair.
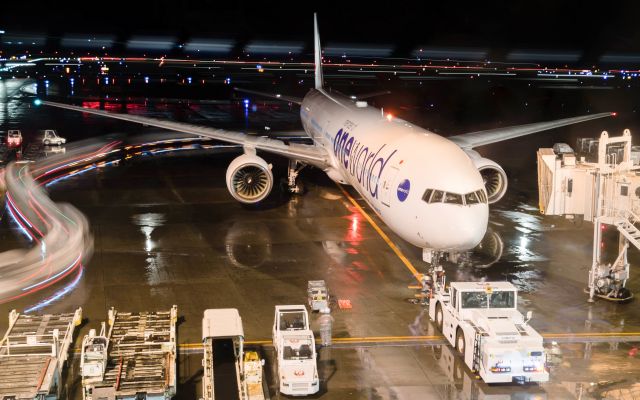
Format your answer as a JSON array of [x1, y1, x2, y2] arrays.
[[615, 211, 640, 251], [472, 331, 483, 373]]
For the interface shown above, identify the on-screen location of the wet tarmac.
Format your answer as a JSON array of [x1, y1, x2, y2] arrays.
[[1, 78, 640, 399]]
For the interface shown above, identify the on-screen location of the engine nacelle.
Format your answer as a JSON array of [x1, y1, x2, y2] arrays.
[[475, 159, 508, 204], [466, 150, 508, 204], [226, 154, 273, 204]]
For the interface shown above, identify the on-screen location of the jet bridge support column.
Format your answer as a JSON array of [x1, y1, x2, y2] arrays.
[[588, 215, 632, 302]]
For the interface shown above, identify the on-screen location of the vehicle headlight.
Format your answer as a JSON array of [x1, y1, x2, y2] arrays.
[[523, 364, 545, 373]]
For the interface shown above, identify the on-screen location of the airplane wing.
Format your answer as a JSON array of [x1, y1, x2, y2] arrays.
[[40, 100, 329, 167], [448, 112, 615, 149]]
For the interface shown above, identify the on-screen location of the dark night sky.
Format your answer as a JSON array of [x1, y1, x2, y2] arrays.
[[1, 1, 640, 54]]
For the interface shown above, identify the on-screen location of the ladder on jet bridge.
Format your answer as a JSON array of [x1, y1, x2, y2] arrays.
[[615, 211, 640, 251]]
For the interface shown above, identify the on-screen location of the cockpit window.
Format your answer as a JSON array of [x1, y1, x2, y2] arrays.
[[430, 190, 444, 203], [422, 188, 488, 205], [422, 189, 434, 202], [465, 192, 480, 205], [444, 192, 463, 205]]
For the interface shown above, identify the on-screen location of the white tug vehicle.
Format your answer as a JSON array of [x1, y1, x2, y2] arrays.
[[272, 305, 319, 396], [428, 272, 549, 384]]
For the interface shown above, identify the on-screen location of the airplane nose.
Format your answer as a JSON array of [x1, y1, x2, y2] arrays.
[[422, 204, 489, 251], [453, 211, 488, 250]]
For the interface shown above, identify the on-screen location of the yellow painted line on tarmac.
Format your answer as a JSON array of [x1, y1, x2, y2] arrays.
[[72, 332, 640, 353], [175, 332, 640, 349], [336, 184, 422, 283]]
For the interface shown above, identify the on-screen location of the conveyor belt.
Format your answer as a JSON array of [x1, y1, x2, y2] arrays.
[[212, 338, 240, 400]]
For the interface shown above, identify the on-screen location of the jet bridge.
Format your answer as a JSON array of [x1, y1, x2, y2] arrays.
[[537, 129, 640, 301], [0, 308, 82, 399]]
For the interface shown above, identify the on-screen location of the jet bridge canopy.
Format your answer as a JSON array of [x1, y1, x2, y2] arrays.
[[203, 308, 244, 340]]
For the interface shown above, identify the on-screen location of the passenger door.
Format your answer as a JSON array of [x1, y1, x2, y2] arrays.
[[380, 164, 400, 206]]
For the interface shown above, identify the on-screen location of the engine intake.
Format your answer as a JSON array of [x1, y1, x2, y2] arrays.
[[226, 154, 273, 204], [466, 150, 508, 204], [478, 163, 507, 204]]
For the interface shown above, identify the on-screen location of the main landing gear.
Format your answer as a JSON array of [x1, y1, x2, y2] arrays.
[[287, 160, 306, 194]]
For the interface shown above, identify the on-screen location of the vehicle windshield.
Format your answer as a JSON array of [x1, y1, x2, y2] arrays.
[[461, 290, 515, 309], [279, 311, 307, 330], [282, 335, 314, 360]]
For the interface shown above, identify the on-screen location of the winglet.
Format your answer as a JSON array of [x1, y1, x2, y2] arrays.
[[314, 13, 324, 90]]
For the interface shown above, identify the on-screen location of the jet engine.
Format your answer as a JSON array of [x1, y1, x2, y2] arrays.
[[465, 150, 508, 204], [475, 158, 508, 204], [225, 154, 273, 203]]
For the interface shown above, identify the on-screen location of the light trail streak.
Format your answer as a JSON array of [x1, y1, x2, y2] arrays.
[[22, 254, 82, 292], [24, 265, 84, 313]]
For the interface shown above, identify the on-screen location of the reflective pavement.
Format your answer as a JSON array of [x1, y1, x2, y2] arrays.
[[0, 78, 639, 398]]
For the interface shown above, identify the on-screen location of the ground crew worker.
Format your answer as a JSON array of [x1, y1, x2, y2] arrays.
[[318, 307, 333, 346]]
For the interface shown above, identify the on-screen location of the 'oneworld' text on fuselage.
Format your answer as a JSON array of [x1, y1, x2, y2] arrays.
[[333, 129, 396, 199]]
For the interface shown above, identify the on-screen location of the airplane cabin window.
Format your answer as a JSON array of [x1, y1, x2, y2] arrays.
[[422, 189, 434, 203], [430, 190, 444, 203], [444, 192, 463, 204]]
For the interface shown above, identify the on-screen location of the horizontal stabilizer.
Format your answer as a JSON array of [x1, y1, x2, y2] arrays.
[[350, 90, 391, 100], [234, 87, 303, 105]]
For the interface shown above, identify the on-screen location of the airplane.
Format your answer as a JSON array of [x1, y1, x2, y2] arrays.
[[39, 14, 613, 264]]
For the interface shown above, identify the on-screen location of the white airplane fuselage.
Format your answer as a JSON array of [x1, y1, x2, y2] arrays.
[[300, 89, 489, 251]]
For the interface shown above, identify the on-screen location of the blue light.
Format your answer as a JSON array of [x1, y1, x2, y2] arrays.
[[187, 77, 192, 84], [45, 80, 49, 88], [224, 77, 231, 85], [33, 98, 42, 106], [256, 64, 262, 70], [243, 99, 250, 108], [144, 76, 150, 84], [6, 203, 33, 242]]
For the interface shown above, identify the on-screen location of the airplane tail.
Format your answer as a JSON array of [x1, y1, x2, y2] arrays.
[[314, 13, 324, 90]]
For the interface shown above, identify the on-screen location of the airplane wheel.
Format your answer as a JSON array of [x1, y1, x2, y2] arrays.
[[435, 303, 444, 331], [456, 329, 465, 356]]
